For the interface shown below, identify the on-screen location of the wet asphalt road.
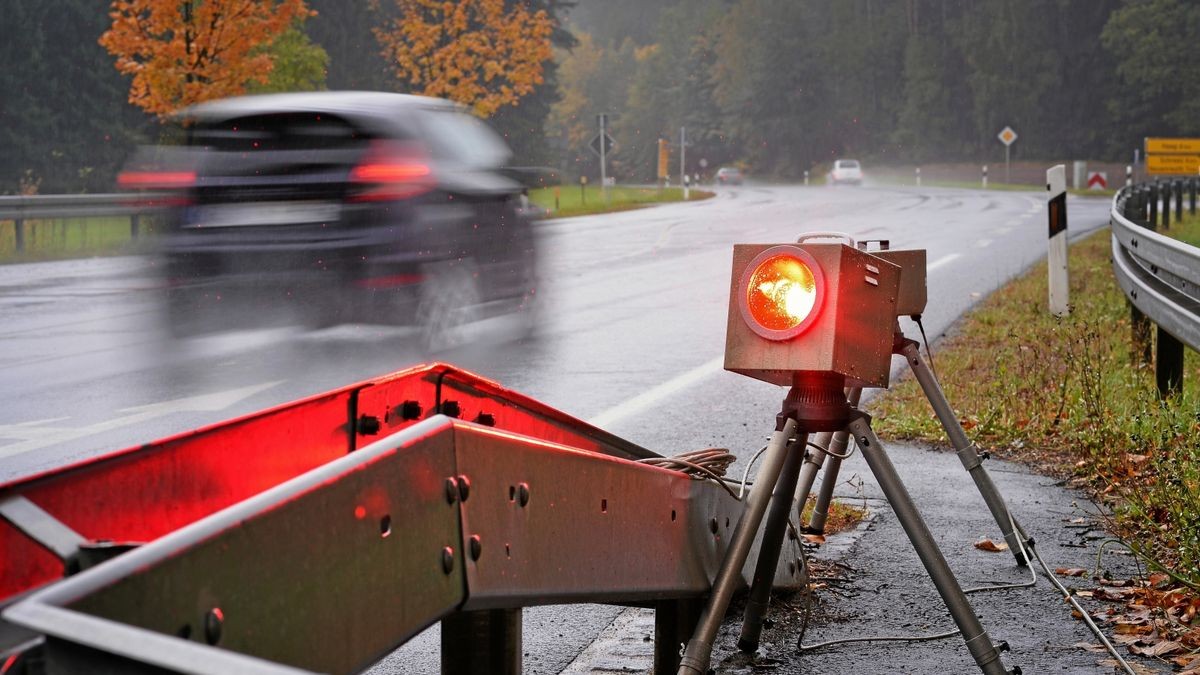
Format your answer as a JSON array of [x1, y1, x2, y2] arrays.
[[0, 183, 1134, 673]]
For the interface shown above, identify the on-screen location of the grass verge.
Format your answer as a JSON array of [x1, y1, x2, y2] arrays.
[[868, 229, 1200, 588], [529, 185, 713, 218], [0, 216, 156, 262]]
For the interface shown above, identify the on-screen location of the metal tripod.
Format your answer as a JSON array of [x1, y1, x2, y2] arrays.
[[676, 366, 1017, 675], [798, 327, 1030, 562]]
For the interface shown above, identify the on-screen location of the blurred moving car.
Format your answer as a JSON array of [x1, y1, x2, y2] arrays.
[[829, 159, 863, 186], [715, 167, 743, 185], [124, 91, 537, 346]]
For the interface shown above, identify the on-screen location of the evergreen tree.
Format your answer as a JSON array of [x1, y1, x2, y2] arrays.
[[0, 0, 152, 193]]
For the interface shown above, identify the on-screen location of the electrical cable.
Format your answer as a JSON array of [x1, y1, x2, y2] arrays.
[[1026, 538, 1136, 675], [797, 500, 1137, 674], [912, 314, 939, 381], [738, 444, 769, 500], [639, 448, 741, 500]]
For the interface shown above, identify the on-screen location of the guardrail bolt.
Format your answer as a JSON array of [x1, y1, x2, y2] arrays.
[[473, 411, 496, 426], [400, 400, 422, 420], [469, 535, 483, 561], [456, 475, 471, 502], [357, 415, 381, 436], [204, 608, 224, 645], [440, 400, 461, 418], [445, 477, 460, 504], [709, 518, 719, 535], [441, 546, 456, 574], [517, 482, 530, 507]]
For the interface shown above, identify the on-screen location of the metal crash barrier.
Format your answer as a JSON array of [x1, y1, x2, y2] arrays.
[[0, 364, 803, 674]]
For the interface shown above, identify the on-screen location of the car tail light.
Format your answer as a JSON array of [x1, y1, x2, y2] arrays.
[[738, 245, 825, 340], [117, 170, 197, 190], [349, 140, 435, 202], [117, 170, 197, 207]]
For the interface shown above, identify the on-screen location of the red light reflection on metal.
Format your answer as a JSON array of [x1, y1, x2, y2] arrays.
[[739, 246, 824, 340], [0, 363, 653, 604]]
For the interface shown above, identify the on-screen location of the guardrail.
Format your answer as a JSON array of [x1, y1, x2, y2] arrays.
[[0, 192, 171, 253], [1110, 179, 1200, 395]]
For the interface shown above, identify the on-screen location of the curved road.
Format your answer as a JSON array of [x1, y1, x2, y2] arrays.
[[0, 183, 1115, 672]]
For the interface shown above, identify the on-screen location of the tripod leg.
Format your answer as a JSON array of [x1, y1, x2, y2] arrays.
[[677, 418, 799, 675], [847, 413, 1011, 675], [898, 339, 1029, 565], [806, 388, 861, 533], [788, 432, 831, 528], [737, 435, 808, 653]]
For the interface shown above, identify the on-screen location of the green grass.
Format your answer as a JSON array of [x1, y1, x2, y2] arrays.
[[1155, 210, 1200, 247], [870, 230, 1200, 586], [529, 185, 713, 218], [0, 216, 157, 262]]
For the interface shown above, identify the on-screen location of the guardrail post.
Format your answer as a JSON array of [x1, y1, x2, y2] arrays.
[[1177, 180, 1185, 222], [441, 609, 522, 675], [1190, 179, 1196, 216], [1132, 305, 1153, 367], [1149, 183, 1159, 226], [1162, 181, 1172, 229], [130, 214, 140, 239], [655, 598, 703, 673], [1156, 327, 1184, 397], [13, 218, 24, 253]]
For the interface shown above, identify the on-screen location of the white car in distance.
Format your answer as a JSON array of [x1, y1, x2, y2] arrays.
[[829, 159, 863, 186]]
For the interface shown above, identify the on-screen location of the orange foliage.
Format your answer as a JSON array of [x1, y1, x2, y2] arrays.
[[100, 0, 311, 119], [374, 0, 554, 117]]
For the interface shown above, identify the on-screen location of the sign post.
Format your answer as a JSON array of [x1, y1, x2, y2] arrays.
[[656, 138, 669, 188], [997, 126, 1017, 184], [1047, 165, 1069, 316], [680, 127, 688, 200], [590, 114, 617, 202]]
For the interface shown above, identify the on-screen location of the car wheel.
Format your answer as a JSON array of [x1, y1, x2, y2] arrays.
[[416, 258, 481, 350]]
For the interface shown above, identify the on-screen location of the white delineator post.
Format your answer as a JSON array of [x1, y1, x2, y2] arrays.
[[1047, 164, 1069, 316]]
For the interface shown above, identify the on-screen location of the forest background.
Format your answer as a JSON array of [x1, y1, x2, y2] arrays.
[[2, 0, 1197, 194]]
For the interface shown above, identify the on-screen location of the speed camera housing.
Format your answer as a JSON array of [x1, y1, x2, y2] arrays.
[[724, 242, 902, 389]]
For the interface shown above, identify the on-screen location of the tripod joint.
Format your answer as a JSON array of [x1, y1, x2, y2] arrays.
[[956, 442, 988, 471]]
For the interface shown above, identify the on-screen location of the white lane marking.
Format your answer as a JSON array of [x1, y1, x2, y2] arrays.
[[0, 381, 284, 459], [995, 227, 1012, 235], [587, 356, 724, 429], [927, 253, 960, 271], [975, 238, 993, 249]]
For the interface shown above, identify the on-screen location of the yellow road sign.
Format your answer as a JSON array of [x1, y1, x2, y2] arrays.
[[1147, 154, 1200, 175], [1146, 137, 1200, 154]]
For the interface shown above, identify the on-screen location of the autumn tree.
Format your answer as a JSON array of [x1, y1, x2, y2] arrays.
[[373, 0, 554, 117], [99, 0, 312, 118]]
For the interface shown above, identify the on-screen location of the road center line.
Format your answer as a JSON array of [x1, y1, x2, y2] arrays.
[[587, 356, 724, 429], [927, 253, 960, 271]]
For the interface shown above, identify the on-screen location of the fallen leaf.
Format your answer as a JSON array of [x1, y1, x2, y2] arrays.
[[1129, 640, 1182, 657], [974, 538, 1009, 552], [1073, 642, 1108, 653], [1056, 568, 1088, 577], [801, 533, 826, 544], [1113, 622, 1153, 635], [1094, 587, 1134, 601]]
